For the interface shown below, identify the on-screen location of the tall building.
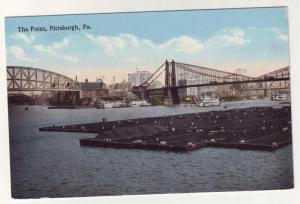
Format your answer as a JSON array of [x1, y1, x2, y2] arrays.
[[128, 70, 152, 87], [177, 73, 201, 97], [176, 72, 218, 98]]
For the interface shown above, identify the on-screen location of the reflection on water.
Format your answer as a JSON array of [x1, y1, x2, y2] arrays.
[[9, 101, 294, 198]]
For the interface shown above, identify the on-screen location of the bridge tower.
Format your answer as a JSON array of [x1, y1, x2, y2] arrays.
[[163, 60, 180, 105]]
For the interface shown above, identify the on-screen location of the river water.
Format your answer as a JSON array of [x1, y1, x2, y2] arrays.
[[8, 100, 294, 198]]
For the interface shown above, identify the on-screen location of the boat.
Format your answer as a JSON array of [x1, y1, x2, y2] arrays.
[[102, 100, 130, 108], [103, 102, 114, 108], [271, 94, 287, 101], [131, 100, 151, 107], [194, 96, 220, 107], [140, 100, 151, 107]]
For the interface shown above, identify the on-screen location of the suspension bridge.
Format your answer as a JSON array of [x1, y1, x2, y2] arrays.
[[6, 62, 290, 106], [133, 60, 290, 105]]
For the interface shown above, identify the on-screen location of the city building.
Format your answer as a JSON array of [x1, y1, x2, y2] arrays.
[[149, 81, 163, 89], [177, 73, 219, 98], [80, 81, 108, 100], [177, 73, 201, 97], [108, 80, 132, 95], [128, 70, 152, 87]]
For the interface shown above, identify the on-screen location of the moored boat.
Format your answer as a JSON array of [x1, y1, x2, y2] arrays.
[[131, 100, 151, 107], [194, 96, 220, 107], [271, 94, 287, 101]]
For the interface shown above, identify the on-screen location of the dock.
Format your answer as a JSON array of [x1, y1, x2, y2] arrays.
[[39, 106, 292, 152]]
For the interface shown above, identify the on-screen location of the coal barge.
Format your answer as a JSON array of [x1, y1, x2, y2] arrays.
[[39, 106, 292, 152]]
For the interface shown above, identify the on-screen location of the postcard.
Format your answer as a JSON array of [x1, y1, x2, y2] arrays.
[[2, 2, 296, 203]]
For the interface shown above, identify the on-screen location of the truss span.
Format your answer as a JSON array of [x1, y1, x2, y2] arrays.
[[257, 66, 290, 79], [7, 66, 80, 91]]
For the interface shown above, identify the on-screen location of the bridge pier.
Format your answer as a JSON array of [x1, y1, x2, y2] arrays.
[[132, 86, 151, 102], [54, 91, 80, 105], [163, 88, 180, 105]]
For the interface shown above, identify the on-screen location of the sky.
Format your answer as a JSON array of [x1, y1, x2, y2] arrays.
[[5, 7, 290, 83]]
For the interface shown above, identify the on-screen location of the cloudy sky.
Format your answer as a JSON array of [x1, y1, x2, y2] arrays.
[[5, 7, 289, 83]]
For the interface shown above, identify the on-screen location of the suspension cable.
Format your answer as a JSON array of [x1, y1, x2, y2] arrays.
[[139, 62, 166, 86], [146, 67, 166, 87]]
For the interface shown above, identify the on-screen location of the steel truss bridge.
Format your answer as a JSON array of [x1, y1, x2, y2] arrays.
[[134, 60, 290, 104], [7, 66, 80, 92]]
